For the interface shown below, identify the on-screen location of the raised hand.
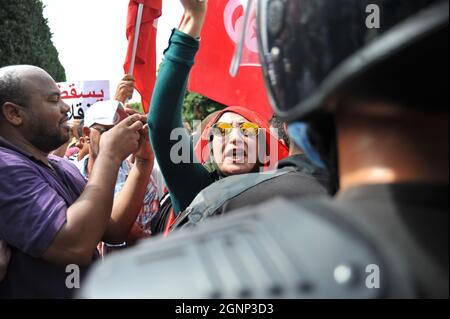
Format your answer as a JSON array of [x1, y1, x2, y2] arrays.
[[0, 240, 11, 282], [180, 0, 207, 18], [179, 0, 208, 38], [114, 74, 135, 103]]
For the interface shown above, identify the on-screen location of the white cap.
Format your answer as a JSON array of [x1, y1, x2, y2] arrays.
[[84, 100, 127, 128]]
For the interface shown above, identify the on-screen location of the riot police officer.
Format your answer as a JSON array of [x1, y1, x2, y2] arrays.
[[81, 0, 448, 298]]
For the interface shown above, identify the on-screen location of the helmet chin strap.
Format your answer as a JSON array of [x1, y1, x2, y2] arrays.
[[288, 122, 327, 170]]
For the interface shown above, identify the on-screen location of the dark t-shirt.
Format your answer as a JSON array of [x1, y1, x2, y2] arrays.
[[219, 154, 329, 214], [0, 137, 90, 298], [330, 183, 449, 298]]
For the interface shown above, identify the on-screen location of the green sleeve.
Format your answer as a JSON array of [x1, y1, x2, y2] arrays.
[[148, 29, 214, 214]]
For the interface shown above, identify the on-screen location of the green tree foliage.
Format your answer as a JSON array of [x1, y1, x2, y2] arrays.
[[0, 0, 66, 81], [182, 91, 225, 128], [128, 102, 144, 114]]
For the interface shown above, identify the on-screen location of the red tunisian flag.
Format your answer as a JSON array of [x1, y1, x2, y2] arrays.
[[188, 0, 273, 120], [124, 0, 162, 113]]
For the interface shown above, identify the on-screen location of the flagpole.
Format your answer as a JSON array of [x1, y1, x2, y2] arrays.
[[230, 0, 254, 77], [128, 3, 145, 76]]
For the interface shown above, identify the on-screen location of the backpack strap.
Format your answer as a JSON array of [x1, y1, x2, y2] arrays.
[[171, 166, 296, 230]]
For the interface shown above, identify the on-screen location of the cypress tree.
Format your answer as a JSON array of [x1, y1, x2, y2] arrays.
[[0, 0, 66, 81]]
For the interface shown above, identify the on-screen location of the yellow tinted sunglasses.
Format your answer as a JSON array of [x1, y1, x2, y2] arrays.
[[211, 122, 260, 137]]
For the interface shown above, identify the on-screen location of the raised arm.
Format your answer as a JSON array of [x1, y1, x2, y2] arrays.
[[104, 117, 154, 244], [98, 76, 155, 244], [148, 0, 212, 214]]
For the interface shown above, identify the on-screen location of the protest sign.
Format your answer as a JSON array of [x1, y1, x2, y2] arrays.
[[58, 80, 110, 120]]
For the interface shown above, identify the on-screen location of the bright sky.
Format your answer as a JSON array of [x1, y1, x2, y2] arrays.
[[42, 0, 184, 103]]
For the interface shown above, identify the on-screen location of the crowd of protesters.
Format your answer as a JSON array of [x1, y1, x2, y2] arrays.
[[0, 0, 448, 299]]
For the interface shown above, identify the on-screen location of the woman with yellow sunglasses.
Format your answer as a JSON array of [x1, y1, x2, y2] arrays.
[[148, 1, 288, 216], [194, 105, 288, 178]]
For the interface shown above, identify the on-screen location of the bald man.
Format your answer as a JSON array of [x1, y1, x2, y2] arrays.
[[0, 65, 150, 298]]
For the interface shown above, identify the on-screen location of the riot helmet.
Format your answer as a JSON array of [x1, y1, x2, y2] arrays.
[[257, 0, 449, 121]]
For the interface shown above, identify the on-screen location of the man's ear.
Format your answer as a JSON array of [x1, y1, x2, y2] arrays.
[[1, 102, 25, 126]]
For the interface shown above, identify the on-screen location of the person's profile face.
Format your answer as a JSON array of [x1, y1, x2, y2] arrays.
[[21, 70, 71, 153]]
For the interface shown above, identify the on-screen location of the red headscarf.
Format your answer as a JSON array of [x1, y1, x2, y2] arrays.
[[194, 106, 289, 172]]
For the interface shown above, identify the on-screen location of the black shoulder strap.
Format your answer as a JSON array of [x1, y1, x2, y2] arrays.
[[294, 198, 417, 298]]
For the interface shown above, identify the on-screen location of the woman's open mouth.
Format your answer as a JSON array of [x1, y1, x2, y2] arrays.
[[224, 148, 247, 163]]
